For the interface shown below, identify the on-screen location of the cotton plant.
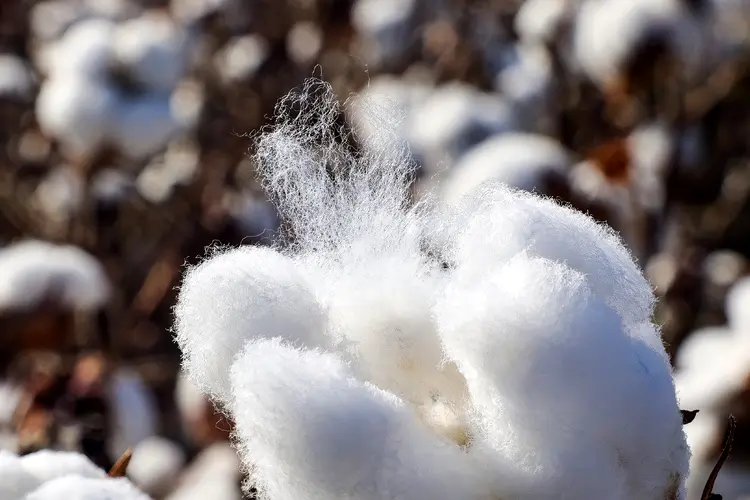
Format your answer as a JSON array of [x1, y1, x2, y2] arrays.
[[174, 79, 691, 499]]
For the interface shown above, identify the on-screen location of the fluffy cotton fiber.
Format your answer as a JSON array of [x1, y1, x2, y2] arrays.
[[173, 79, 689, 500]]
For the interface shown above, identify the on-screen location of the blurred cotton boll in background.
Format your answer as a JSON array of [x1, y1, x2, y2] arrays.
[[0, 240, 109, 312]]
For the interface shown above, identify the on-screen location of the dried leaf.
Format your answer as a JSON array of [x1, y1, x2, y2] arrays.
[[108, 447, 132, 478]]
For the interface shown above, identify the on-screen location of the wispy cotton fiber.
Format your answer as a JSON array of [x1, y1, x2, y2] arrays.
[[174, 79, 689, 500]]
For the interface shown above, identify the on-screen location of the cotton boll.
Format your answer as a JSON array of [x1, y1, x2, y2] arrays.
[[726, 276, 750, 334], [30, 1, 87, 43], [33, 166, 85, 226], [20, 450, 106, 483], [494, 43, 555, 133], [684, 411, 722, 464], [214, 35, 269, 84], [351, 0, 418, 68], [128, 437, 186, 496], [573, 0, 708, 92], [0, 55, 35, 101], [174, 371, 207, 443], [441, 133, 570, 204], [113, 11, 190, 91], [407, 83, 516, 174], [111, 93, 181, 160], [26, 476, 151, 500], [0, 450, 42, 499], [515, 0, 574, 45], [674, 336, 750, 410], [107, 369, 158, 459], [229, 339, 487, 500], [0, 240, 110, 312], [165, 442, 241, 500], [675, 326, 735, 371], [449, 183, 655, 326], [174, 245, 327, 404], [36, 76, 118, 157], [45, 18, 116, 78], [437, 254, 687, 499]]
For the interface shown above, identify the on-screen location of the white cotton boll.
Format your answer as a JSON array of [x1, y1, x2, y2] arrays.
[[128, 437, 186, 496], [229, 339, 486, 500], [174, 245, 327, 404], [30, 1, 87, 43], [214, 35, 269, 84], [166, 477, 241, 500], [113, 11, 190, 91], [287, 22, 323, 65], [674, 339, 750, 410], [351, 0, 417, 68], [36, 76, 118, 157], [0, 240, 110, 311], [26, 476, 151, 500], [20, 450, 106, 483], [437, 254, 687, 499], [111, 93, 181, 160], [0, 55, 35, 101], [0, 450, 42, 499], [573, 0, 708, 90], [441, 133, 570, 204], [45, 18, 116, 78], [165, 442, 241, 500], [726, 276, 750, 334], [515, 0, 573, 45], [675, 326, 734, 371], [494, 43, 555, 133], [629, 122, 675, 211], [174, 371, 208, 442], [684, 411, 722, 464], [33, 166, 85, 224], [407, 83, 516, 173], [107, 369, 158, 459], [449, 183, 655, 326]]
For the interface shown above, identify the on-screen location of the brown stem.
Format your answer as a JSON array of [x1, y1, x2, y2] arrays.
[[700, 415, 736, 500]]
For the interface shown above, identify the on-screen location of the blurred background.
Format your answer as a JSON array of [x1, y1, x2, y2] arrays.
[[0, 0, 750, 498]]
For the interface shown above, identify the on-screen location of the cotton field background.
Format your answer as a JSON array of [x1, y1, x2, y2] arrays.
[[0, 0, 750, 498]]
